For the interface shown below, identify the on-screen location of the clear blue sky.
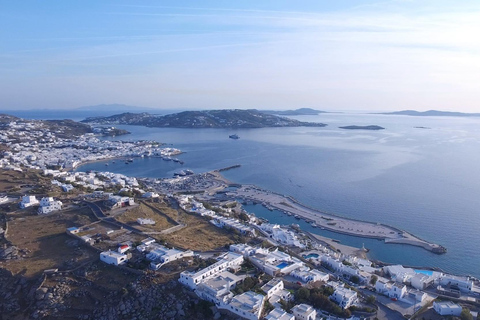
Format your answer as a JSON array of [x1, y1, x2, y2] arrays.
[[2, 0, 480, 111]]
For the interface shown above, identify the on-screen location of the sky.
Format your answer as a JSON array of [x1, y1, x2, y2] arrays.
[[1, 0, 480, 112]]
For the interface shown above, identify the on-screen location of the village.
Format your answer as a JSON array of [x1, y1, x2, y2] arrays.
[[0, 115, 479, 320]]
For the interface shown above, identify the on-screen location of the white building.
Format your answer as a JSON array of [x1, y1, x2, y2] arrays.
[[107, 195, 135, 209], [100, 250, 128, 266], [19, 195, 39, 208], [261, 278, 293, 306], [195, 271, 241, 306], [375, 280, 407, 299], [248, 249, 304, 276], [433, 301, 462, 316], [330, 287, 358, 309], [440, 275, 473, 292], [147, 245, 194, 270], [261, 278, 285, 300], [137, 218, 155, 225], [179, 252, 244, 290], [61, 184, 74, 192], [291, 303, 316, 320], [265, 308, 294, 320], [410, 273, 434, 290], [383, 265, 416, 283], [38, 197, 63, 214], [142, 192, 159, 198], [222, 291, 265, 320], [290, 268, 329, 284]]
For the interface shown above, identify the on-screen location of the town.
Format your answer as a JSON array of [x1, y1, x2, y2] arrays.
[[0, 115, 479, 320]]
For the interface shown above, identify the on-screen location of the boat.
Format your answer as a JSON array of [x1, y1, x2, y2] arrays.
[[294, 215, 300, 219], [229, 134, 239, 140], [172, 158, 181, 163], [174, 170, 187, 177], [184, 169, 194, 175], [311, 223, 318, 228]]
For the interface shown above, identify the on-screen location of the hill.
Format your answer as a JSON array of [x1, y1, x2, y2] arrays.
[[378, 110, 480, 117], [81, 109, 327, 128], [262, 108, 327, 116]]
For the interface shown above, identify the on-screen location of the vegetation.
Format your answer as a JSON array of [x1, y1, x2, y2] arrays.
[[294, 286, 350, 318], [233, 276, 259, 294], [460, 308, 473, 320], [370, 275, 378, 285]]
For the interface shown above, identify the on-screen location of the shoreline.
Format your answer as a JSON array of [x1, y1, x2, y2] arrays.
[[222, 179, 445, 254]]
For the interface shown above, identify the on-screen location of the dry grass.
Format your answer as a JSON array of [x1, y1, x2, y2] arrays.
[[3, 207, 98, 278], [163, 212, 238, 251], [115, 202, 176, 232]]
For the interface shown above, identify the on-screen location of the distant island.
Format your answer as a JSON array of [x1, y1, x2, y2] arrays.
[[261, 108, 327, 116], [378, 110, 480, 117], [339, 125, 385, 130], [82, 109, 327, 128]]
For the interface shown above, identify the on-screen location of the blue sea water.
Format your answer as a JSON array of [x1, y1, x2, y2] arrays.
[[73, 113, 480, 278]]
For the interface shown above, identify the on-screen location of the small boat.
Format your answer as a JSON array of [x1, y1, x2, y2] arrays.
[[229, 134, 239, 140], [294, 215, 300, 219], [311, 223, 318, 228], [172, 158, 181, 163], [184, 169, 194, 175]]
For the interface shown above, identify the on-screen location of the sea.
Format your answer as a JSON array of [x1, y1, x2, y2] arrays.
[[11, 109, 480, 278]]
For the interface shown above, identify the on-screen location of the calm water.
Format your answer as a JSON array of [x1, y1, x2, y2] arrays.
[[75, 113, 480, 278]]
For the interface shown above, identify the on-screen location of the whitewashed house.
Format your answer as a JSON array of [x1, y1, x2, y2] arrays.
[[290, 268, 329, 283], [330, 287, 358, 309], [265, 308, 294, 320], [410, 273, 434, 290], [375, 280, 407, 299], [61, 184, 74, 192], [291, 303, 317, 320], [137, 218, 155, 225], [440, 275, 473, 292], [433, 301, 462, 316], [147, 245, 194, 270], [100, 250, 128, 266], [222, 291, 265, 320], [179, 252, 244, 290], [38, 197, 63, 214], [20, 195, 39, 208], [195, 271, 241, 306]]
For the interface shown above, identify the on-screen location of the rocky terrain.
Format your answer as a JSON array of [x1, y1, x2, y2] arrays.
[[82, 109, 327, 128]]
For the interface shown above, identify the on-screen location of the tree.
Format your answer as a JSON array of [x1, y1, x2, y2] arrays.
[[350, 275, 360, 284], [295, 287, 310, 301], [366, 295, 376, 304], [370, 275, 378, 286], [460, 308, 473, 320]]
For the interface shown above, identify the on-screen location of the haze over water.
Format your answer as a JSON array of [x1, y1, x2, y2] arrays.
[[78, 113, 480, 278]]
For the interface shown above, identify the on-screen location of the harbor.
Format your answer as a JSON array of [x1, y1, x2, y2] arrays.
[[227, 183, 446, 254]]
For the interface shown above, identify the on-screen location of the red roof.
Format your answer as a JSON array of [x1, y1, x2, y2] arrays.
[[119, 245, 129, 249]]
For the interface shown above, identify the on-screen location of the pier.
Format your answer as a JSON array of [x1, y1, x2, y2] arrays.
[[228, 184, 446, 254]]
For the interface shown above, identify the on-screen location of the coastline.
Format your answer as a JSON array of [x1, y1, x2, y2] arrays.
[[221, 178, 445, 254]]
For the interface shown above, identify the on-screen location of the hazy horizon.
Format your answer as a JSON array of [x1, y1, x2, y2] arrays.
[[2, 1, 480, 112]]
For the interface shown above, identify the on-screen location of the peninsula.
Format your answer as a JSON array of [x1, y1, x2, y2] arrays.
[[339, 125, 385, 130], [378, 110, 480, 117], [81, 109, 327, 128]]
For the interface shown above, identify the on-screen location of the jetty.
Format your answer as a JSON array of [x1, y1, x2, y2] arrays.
[[229, 184, 446, 254]]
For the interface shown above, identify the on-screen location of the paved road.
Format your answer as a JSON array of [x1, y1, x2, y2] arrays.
[[84, 201, 106, 218]]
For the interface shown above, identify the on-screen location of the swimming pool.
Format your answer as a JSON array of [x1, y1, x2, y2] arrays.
[[303, 253, 319, 259], [414, 269, 433, 276], [276, 262, 290, 269]]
